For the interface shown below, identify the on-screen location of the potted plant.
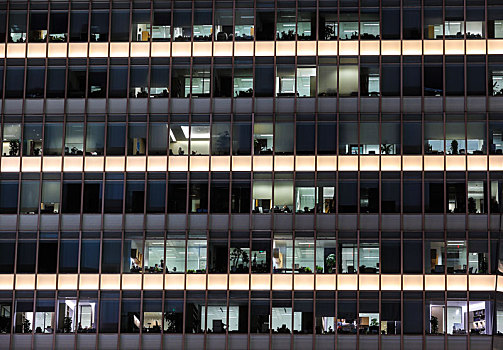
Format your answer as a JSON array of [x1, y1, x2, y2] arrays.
[[468, 197, 477, 214], [381, 144, 393, 155], [430, 316, 439, 334], [63, 316, 73, 333], [325, 254, 336, 273], [9, 140, 19, 156], [450, 140, 459, 155], [22, 318, 31, 333], [316, 265, 323, 274]]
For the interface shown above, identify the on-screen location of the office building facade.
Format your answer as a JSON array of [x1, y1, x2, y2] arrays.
[[0, 0, 503, 349]]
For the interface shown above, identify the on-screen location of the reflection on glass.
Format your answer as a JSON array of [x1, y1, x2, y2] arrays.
[[446, 301, 467, 334], [23, 124, 43, 156], [468, 301, 492, 335], [295, 187, 315, 213], [446, 241, 467, 274], [187, 240, 207, 273], [2, 123, 21, 156], [166, 240, 185, 273], [254, 123, 273, 155], [200, 305, 230, 333], [144, 240, 164, 273], [316, 240, 336, 274], [234, 75, 253, 97], [295, 240, 315, 272], [426, 241, 445, 274], [359, 243, 379, 274], [57, 299, 76, 333], [235, 10, 254, 40], [65, 123, 84, 155], [77, 300, 97, 333], [359, 312, 380, 334], [297, 67, 316, 97], [271, 307, 293, 333], [273, 239, 293, 273]]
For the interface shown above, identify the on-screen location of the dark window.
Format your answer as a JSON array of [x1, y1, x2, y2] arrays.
[[445, 60, 465, 96], [403, 64, 422, 96], [99, 295, 119, 332], [0, 10, 6, 43], [0, 241, 15, 273], [381, 241, 401, 273], [83, 181, 102, 213], [403, 240, 423, 273], [210, 178, 230, 213], [91, 10, 109, 42], [339, 172, 358, 213], [425, 172, 444, 213], [0, 180, 18, 214], [38, 241, 58, 273], [382, 8, 400, 39], [49, 12, 68, 42], [125, 180, 145, 213], [67, 66, 87, 98], [403, 121, 422, 154], [209, 240, 228, 273], [80, 240, 100, 273], [360, 173, 379, 213], [121, 299, 140, 333], [231, 177, 251, 214], [403, 9, 421, 39], [108, 66, 128, 98], [317, 122, 337, 154], [403, 172, 422, 213], [104, 180, 124, 213], [70, 10, 89, 42], [111, 10, 129, 41], [26, 67, 45, 98], [403, 299, 423, 334], [381, 64, 400, 96], [168, 174, 187, 213], [467, 57, 486, 96], [62, 182, 81, 213], [102, 240, 121, 273], [254, 66, 274, 97], [17, 241, 36, 273], [232, 122, 252, 155], [88, 66, 107, 98], [44, 123, 63, 155], [106, 123, 126, 155], [256, 10, 275, 40], [296, 122, 315, 154], [5, 66, 24, 98], [59, 240, 79, 273], [424, 58, 443, 96], [46, 66, 66, 98], [381, 173, 400, 213], [189, 178, 208, 213], [146, 179, 166, 213]]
